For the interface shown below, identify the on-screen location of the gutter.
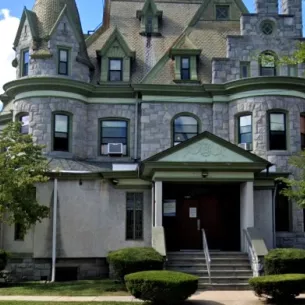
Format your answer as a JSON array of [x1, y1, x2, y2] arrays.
[[134, 94, 139, 161], [272, 182, 278, 249], [51, 178, 58, 282]]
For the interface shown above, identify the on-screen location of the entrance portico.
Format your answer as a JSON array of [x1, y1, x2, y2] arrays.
[[141, 131, 272, 252]]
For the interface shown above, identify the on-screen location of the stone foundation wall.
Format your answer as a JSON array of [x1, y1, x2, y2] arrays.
[[276, 232, 305, 249], [6, 257, 108, 281]]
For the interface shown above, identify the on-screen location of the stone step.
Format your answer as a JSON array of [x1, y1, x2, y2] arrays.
[[199, 276, 250, 284], [167, 257, 250, 264], [198, 283, 250, 291], [166, 268, 252, 276], [166, 263, 251, 270]]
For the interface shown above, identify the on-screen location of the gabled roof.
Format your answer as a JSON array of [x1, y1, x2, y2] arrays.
[[141, 131, 271, 176], [13, 7, 38, 49], [169, 34, 202, 57], [189, 0, 249, 27], [136, 0, 163, 19], [98, 27, 135, 58]]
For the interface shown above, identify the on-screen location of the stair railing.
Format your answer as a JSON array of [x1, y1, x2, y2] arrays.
[[201, 229, 211, 284], [243, 228, 259, 277]]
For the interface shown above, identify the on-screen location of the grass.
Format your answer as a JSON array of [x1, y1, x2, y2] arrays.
[[0, 280, 129, 296]]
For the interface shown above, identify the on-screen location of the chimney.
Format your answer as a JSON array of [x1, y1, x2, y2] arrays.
[[255, 0, 278, 14], [281, 0, 302, 36]]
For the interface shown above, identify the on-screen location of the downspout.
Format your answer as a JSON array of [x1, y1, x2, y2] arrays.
[[51, 178, 58, 282], [134, 94, 139, 161], [272, 182, 278, 249]]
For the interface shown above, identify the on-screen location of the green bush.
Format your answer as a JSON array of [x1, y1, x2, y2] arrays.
[[0, 250, 9, 271], [265, 248, 305, 275], [107, 247, 164, 282], [125, 270, 198, 304], [249, 274, 305, 301]]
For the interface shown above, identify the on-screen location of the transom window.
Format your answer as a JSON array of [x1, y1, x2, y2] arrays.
[[238, 115, 252, 149], [173, 115, 198, 145], [58, 49, 69, 75], [181, 58, 190, 80], [53, 114, 70, 152], [22, 49, 29, 76], [216, 5, 229, 20], [109, 59, 123, 81], [100, 120, 128, 155], [126, 192, 143, 240], [19, 114, 29, 134], [300, 115, 305, 150], [261, 22, 274, 35], [269, 112, 287, 150], [260, 52, 276, 76]]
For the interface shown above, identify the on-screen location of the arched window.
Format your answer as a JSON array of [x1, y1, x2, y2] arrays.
[[260, 52, 276, 76], [173, 115, 199, 145], [17, 113, 29, 134]]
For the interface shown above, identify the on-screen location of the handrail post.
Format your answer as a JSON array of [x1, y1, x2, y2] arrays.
[[201, 229, 211, 284]]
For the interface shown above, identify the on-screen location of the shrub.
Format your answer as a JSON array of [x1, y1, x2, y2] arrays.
[[107, 247, 164, 282], [125, 270, 198, 304], [0, 250, 9, 271], [265, 248, 305, 275], [249, 274, 305, 301]]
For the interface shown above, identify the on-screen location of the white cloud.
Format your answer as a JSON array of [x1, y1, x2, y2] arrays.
[[0, 9, 19, 94]]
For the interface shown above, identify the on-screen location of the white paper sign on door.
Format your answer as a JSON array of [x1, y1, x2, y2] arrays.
[[163, 200, 176, 217], [189, 207, 197, 218]]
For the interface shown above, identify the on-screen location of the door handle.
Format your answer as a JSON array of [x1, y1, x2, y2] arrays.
[[197, 219, 200, 231]]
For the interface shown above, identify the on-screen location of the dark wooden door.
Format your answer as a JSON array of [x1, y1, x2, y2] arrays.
[[180, 199, 201, 249], [199, 195, 223, 250]]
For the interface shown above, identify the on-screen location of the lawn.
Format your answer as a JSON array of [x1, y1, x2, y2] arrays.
[[0, 280, 129, 296], [0, 303, 135, 305]]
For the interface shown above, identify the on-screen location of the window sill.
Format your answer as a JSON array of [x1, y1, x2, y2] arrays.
[[173, 80, 201, 84], [266, 150, 291, 156]]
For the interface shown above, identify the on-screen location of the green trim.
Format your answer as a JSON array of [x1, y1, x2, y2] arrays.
[[170, 49, 201, 57], [102, 171, 138, 179], [99, 27, 135, 59]]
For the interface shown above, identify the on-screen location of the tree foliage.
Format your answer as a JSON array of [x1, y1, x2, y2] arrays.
[[281, 42, 305, 66], [0, 122, 49, 232], [279, 150, 305, 208]]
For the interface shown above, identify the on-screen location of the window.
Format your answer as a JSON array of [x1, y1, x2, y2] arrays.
[[109, 59, 123, 81], [53, 114, 70, 152], [126, 192, 143, 240], [261, 21, 274, 35], [101, 120, 128, 155], [301, 115, 305, 150], [288, 64, 298, 77], [19, 114, 29, 134], [146, 16, 153, 34], [173, 115, 198, 145], [22, 49, 29, 76], [181, 58, 190, 80], [14, 223, 24, 241], [240, 62, 250, 78], [238, 115, 252, 148], [216, 5, 229, 20], [269, 112, 287, 150], [260, 52, 276, 76], [58, 49, 69, 75], [275, 183, 290, 232]]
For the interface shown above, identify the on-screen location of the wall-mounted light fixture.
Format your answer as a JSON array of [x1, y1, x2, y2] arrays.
[[201, 171, 208, 178], [112, 179, 119, 185]]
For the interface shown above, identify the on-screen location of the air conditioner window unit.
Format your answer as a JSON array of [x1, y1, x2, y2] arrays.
[[107, 143, 124, 155], [238, 143, 252, 151]]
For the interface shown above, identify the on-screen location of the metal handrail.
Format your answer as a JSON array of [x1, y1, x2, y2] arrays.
[[243, 229, 259, 277], [201, 229, 211, 284]]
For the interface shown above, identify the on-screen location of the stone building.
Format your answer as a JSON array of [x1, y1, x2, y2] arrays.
[[0, 0, 304, 285]]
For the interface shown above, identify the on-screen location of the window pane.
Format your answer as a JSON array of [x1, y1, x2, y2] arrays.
[[240, 125, 251, 134], [261, 67, 275, 76], [270, 114, 285, 131], [110, 60, 122, 71], [261, 55, 275, 68], [102, 127, 127, 138], [126, 193, 143, 240], [275, 183, 290, 231], [55, 115, 68, 133], [60, 50, 68, 62], [15, 223, 24, 241], [20, 115, 29, 134], [239, 115, 251, 127], [23, 51, 29, 64], [181, 69, 190, 80], [241, 65, 248, 78], [240, 133, 252, 144], [216, 5, 229, 20], [182, 58, 190, 69], [270, 132, 286, 150], [109, 71, 122, 81], [175, 116, 197, 125], [59, 62, 68, 75], [174, 133, 197, 142], [102, 121, 127, 128]]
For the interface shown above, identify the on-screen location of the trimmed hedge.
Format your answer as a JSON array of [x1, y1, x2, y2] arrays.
[[0, 250, 9, 271], [249, 274, 305, 301], [265, 248, 305, 275], [107, 247, 164, 282], [125, 270, 198, 304]]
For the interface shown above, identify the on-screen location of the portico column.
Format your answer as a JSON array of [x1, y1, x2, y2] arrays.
[[154, 181, 163, 227], [240, 181, 254, 252]]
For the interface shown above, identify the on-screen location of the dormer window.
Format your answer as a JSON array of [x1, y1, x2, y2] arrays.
[[21, 49, 29, 77], [146, 16, 153, 34], [216, 5, 229, 20], [109, 59, 123, 81], [58, 48, 69, 75]]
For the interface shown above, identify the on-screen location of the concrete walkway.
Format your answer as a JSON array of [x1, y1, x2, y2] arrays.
[[0, 292, 305, 304]]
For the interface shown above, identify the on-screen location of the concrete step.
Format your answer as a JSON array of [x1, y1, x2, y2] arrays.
[[198, 283, 250, 291], [166, 263, 251, 271], [167, 257, 250, 265], [166, 268, 252, 276], [199, 276, 250, 284]]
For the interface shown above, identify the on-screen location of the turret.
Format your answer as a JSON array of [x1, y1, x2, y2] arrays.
[[281, 0, 303, 36], [12, 0, 93, 82]]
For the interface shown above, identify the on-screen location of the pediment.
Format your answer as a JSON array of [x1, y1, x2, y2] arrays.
[[144, 131, 270, 165]]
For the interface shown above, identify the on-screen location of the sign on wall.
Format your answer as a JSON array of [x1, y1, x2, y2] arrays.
[[163, 200, 176, 217], [189, 207, 197, 218]]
